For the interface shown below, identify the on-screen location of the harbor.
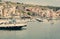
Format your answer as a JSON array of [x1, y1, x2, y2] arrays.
[[0, 0, 60, 39]]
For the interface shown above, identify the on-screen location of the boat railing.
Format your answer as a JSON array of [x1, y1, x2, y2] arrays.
[[0, 21, 27, 25]]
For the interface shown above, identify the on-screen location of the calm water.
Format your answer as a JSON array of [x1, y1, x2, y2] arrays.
[[0, 20, 60, 39]]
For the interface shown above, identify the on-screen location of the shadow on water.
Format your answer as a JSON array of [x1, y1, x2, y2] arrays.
[[0, 26, 27, 31]]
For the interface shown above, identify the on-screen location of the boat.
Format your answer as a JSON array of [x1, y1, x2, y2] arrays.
[[36, 18, 43, 22], [0, 18, 27, 29]]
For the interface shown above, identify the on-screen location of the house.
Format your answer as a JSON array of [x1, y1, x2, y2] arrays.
[[0, 3, 4, 17]]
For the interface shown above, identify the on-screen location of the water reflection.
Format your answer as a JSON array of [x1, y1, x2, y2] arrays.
[[0, 27, 27, 39]]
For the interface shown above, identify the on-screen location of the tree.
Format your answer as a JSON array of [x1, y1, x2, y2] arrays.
[[0, 0, 1, 2], [27, 12, 31, 15]]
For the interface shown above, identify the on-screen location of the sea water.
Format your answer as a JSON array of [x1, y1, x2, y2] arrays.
[[0, 20, 60, 39]]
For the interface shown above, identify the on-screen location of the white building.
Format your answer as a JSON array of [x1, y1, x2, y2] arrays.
[[0, 5, 4, 17]]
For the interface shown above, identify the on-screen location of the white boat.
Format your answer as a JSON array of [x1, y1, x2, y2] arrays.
[[36, 18, 43, 22], [0, 18, 27, 29]]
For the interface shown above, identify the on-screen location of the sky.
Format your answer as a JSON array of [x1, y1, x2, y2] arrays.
[[2, 0, 60, 7]]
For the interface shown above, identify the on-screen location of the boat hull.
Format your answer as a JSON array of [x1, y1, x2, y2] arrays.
[[0, 22, 27, 27], [0, 25, 27, 30]]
